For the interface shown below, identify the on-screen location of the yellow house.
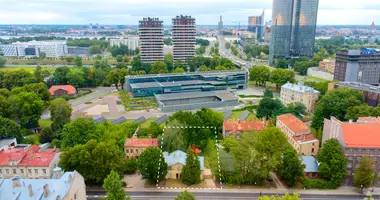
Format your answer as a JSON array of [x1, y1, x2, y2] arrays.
[[163, 150, 205, 181]]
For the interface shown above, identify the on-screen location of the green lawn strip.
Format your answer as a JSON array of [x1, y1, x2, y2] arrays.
[[246, 113, 255, 120], [38, 119, 52, 129], [139, 118, 157, 129], [228, 110, 245, 120]]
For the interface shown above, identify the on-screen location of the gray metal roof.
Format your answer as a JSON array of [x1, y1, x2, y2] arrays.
[[112, 116, 127, 124], [301, 156, 319, 173], [133, 116, 146, 124], [281, 82, 320, 94], [155, 115, 168, 124], [155, 91, 238, 101], [94, 116, 106, 124], [126, 70, 247, 79], [239, 110, 250, 120]]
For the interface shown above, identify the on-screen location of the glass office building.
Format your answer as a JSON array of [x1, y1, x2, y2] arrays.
[[248, 10, 265, 39], [270, 0, 319, 63]]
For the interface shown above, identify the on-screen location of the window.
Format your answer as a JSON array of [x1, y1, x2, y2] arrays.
[[177, 165, 181, 170], [6, 169, 9, 174], [42, 169, 47, 174], [28, 169, 32, 174], [311, 148, 314, 153], [20, 169, 24, 174], [35, 169, 38, 174], [126, 149, 129, 153], [13, 169, 16, 174], [135, 149, 138, 153]]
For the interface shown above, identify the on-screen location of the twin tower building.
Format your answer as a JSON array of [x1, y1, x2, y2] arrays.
[[139, 16, 196, 65]]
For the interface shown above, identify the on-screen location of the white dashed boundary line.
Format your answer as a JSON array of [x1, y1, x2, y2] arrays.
[[156, 125, 223, 190]]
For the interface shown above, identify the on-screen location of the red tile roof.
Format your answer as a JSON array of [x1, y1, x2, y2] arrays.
[[48, 85, 76, 95], [124, 138, 159, 148], [0, 146, 58, 167], [277, 114, 310, 134], [341, 124, 380, 148], [293, 134, 318, 143], [223, 120, 268, 132]]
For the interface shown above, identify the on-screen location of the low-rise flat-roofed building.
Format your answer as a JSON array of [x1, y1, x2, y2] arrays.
[[329, 82, 380, 107], [280, 82, 320, 113], [223, 119, 269, 138], [276, 114, 319, 156], [322, 116, 380, 185], [124, 138, 159, 159], [126, 70, 248, 97], [0, 40, 68, 58], [0, 170, 86, 200], [155, 91, 238, 112]]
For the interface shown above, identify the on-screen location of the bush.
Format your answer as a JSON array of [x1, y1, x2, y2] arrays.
[[301, 178, 336, 189], [124, 158, 138, 174]]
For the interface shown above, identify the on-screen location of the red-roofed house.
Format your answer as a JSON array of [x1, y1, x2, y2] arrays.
[[277, 114, 319, 156], [124, 138, 159, 159], [323, 116, 380, 185], [0, 145, 60, 179], [223, 120, 269, 138], [49, 85, 77, 97]]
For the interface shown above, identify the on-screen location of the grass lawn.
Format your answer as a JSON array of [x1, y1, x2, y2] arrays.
[[305, 75, 329, 82], [140, 118, 157, 129], [0, 67, 56, 73], [158, 179, 208, 188], [246, 113, 255, 120], [228, 110, 245, 120], [38, 119, 52, 129]]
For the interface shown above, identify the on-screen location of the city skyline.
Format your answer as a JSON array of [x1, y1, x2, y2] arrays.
[[0, 0, 379, 25]]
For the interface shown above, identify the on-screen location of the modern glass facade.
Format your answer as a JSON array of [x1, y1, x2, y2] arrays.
[[126, 70, 248, 97], [248, 10, 265, 39], [270, 0, 319, 63]]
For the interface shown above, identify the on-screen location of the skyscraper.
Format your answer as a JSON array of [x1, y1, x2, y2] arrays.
[[269, 0, 319, 64], [218, 16, 224, 35], [172, 15, 196, 68], [139, 17, 164, 63], [248, 10, 265, 39]]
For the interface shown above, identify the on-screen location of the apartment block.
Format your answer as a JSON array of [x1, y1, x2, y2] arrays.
[[139, 17, 164, 63], [280, 82, 320, 113], [319, 59, 336, 73], [110, 37, 139, 51], [172, 15, 196, 67], [322, 116, 380, 185], [277, 114, 319, 156]]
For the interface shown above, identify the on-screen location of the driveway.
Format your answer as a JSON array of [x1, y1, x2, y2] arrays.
[[69, 87, 116, 108]]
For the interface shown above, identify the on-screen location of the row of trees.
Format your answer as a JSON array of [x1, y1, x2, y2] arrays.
[[249, 67, 296, 90], [243, 44, 269, 59]]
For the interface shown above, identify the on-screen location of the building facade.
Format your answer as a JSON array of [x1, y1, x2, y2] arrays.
[[329, 82, 380, 107], [334, 49, 380, 85], [172, 15, 196, 67], [280, 82, 320, 113], [124, 138, 159, 159], [0, 41, 68, 58], [248, 10, 265, 39], [0, 170, 86, 200], [319, 59, 336, 73], [270, 0, 319, 63], [163, 150, 205, 180], [139, 17, 164, 63], [0, 144, 60, 179], [110, 37, 139, 51], [322, 116, 380, 185], [126, 70, 248, 97], [277, 114, 319, 156]]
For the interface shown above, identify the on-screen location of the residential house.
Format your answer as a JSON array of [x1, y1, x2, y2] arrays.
[[163, 150, 205, 180], [223, 119, 268, 138], [276, 114, 319, 156], [301, 156, 318, 178], [48, 85, 77, 97], [322, 116, 380, 185], [0, 144, 60, 179], [124, 138, 159, 159], [280, 82, 320, 113], [0, 170, 86, 200]]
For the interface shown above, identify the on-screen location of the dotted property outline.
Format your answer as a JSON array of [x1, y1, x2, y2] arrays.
[[156, 125, 223, 189]]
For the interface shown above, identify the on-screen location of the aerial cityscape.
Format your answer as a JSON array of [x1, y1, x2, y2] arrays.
[[0, 0, 379, 200]]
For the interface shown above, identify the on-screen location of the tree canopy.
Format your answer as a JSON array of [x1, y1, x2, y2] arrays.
[[278, 148, 305, 187], [60, 118, 97, 148], [353, 156, 378, 189], [138, 147, 168, 183], [103, 170, 130, 200], [249, 66, 270, 86], [181, 147, 201, 185], [50, 98, 72, 132]]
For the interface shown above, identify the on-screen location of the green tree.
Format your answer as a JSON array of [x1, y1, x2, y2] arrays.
[[175, 191, 196, 200], [59, 140, 125, 184], [39, 126, 56, 143], [33, 66, 51, 82], [274, 58, 288, 68], [164, 53, 174, 72], [74, 56, 83, 67], [346, 104, 380, 121], [317, 139, 347, 188], [174, 68, 185, 73], [116, 55, 123, 63], [270, 69, 296, 90], [258, 193, 301, 200], [8, 92, 44, 128], [287, 102, 306, 118], [50, 98, 72, 132], [11, 83, 50, 102], [278, 148, 305, 187], [263, 89, 274, 98], [199, 65, 210, 71], [60, 118, 97, 147], [2, 70, 36, 90], [181, 146, 201, 185], [118, 68, 129, 90], [148, 122, 163, 138], [107, 70, 121, 90], [89, 45, 102, 55], [0, 116, 22, 141], [174, 60, 184, 71], [249, 66, 271, 86], [0, 56, 6, 68], [151, 61, 167, 74], [53, 66, 71, 85], [256, 98, 286, 119], [303, 81, 330, 96], [0, 95, 10, 117], [103, 170, 130, 200], [66, 68, 85, 89], [161, 121, 186, 153], [138, 147, 168, 182], [65, 56, 75, 64], [353, 156, 378, 189], [312, 87, 363, 129]]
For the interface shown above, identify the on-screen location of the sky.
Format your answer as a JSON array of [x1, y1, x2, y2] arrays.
[[0, 0, 379, 25]]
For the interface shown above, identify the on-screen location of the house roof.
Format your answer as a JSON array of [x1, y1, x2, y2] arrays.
[[0, 171, 81, 200], [223, 120, 268, 132], [293, 134, 318, 144], [163, 150, 205, 170], [301, 156, 318, 173], [124, 138, 159, 148], [48, 85, 76, 95], [0, 145, 58, 167], [277, 114, 310, 134], [341, 123, 380, 148]]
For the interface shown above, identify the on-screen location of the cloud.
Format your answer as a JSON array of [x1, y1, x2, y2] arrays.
[[0, 0, 378, 25]]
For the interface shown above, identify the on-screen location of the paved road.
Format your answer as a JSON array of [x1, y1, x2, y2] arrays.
[[86, 191, 375, 200], [69, 87, 116, 108]]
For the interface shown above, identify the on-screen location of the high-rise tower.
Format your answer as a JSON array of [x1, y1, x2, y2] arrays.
[[172, 15, 196, 67], [139, 17, 164, 63], [248, 9, 265, 39]]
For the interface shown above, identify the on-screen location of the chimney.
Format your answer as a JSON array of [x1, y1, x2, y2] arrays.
[[68, 174, 73, 183], [28, 184, 33, 197], [53, 167, 63, 179], [12, 176, 21, 188], [43, 184, 49, 197]]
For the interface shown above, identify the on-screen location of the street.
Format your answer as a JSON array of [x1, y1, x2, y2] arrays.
[[86, 191, 375, 200]]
